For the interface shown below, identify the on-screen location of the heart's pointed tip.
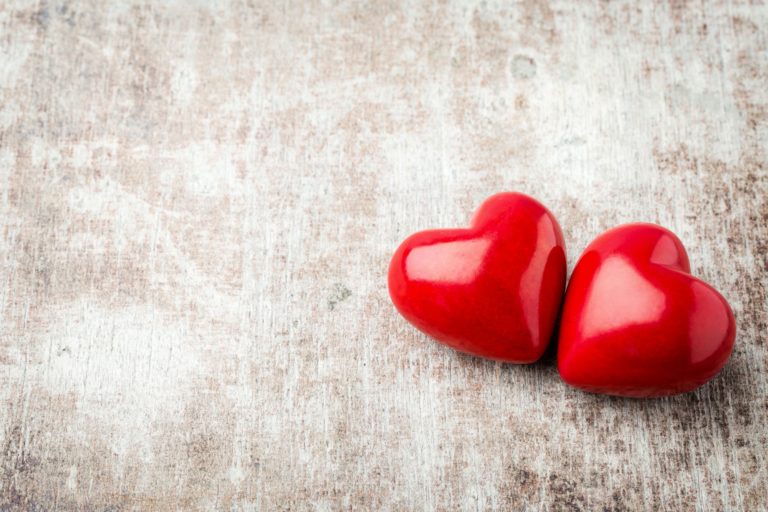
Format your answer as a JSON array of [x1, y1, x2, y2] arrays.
[[556, 347, 589, 390]]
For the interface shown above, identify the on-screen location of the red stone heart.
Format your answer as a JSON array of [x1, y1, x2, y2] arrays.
[[557, 223, 736, 397], [388, 193, 566, 363]]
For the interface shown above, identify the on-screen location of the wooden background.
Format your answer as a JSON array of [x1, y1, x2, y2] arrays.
[[1, 1, 766, 510]]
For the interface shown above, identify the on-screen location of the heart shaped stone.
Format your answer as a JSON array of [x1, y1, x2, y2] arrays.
[[388, 193, 567, 363], [557, 223, 736, 397]]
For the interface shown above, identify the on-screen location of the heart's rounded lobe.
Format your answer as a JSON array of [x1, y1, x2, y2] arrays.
[[388, 192, 566, 363], [557, 223, 736, 397]]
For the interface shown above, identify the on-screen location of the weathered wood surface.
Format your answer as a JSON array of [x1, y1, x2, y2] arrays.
[[1, 1, 766, 510]]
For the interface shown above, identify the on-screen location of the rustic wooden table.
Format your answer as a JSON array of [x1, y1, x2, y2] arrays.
[[1, 1, 766, 510]]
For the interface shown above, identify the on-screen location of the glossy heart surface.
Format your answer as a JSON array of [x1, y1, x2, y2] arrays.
[[557, 223, 736, 397], [388, 193, 566, 363]]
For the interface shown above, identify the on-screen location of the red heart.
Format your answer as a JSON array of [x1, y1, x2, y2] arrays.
[[388, 193, 567, 363], [557, 223, 736, 397]]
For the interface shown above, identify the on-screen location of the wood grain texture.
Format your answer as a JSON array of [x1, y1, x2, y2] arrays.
[[1, 0, 766, 510]]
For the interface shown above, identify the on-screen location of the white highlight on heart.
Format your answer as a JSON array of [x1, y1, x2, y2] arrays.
[[406, 238, 492, 285], [581, 256, 667, 337]]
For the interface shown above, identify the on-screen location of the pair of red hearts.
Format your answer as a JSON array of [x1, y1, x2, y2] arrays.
[[388, 193, 735, 397]]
